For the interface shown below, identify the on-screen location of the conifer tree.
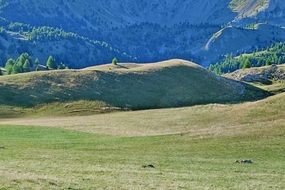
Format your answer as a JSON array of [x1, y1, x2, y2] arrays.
[[5, 59, 15, 75], [23, 59, 31, 72], [46, 56, 57, 69]]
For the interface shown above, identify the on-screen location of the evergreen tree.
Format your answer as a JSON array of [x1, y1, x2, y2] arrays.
[[5, 59, 15, 74], [34, 58, 40, 71], [278, 57, 283, 64], [242, 58, 251, 69], [35, 58, 40, 66], [23, 59, 31, 72], [112, 57, 118, 65], [58, 62, 67, 69], [46, 56, 57, 69], [12, 62, 22, 74], [16, 53, 32, 68], [266, 59, 272, 66]]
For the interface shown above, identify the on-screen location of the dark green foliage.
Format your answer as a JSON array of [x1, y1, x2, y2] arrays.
[[16, 53, 33, 68], [112, 58, 118, 65], [4, 53, 32, 74], [209, 42, 285, 74], [46, 56, 57, 70], [34, 58, 40, 66], [35, 58, 40, 71], [5, 59, 15, 74], [12, 62, 22, 74], [4, 54, 62, 75], [58, 62, 67, 69], [23, 59, 31, 72], [242, 58, 251, 69], [266, 59, 272, 66]]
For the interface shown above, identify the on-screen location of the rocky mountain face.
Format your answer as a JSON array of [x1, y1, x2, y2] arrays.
[[224, 64, 285, 85], [0, 0, 284, 68]]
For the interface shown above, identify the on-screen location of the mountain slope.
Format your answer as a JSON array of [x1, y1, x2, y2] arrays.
[[230, 0, 269, 18], [0, 0, 235, 28], [0, 22, 132, 68], [0, 0, 284, 67], [204, 24, 285, 63], [0, 59, 269, 109]]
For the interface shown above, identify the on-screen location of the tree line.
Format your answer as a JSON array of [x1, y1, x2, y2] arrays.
[[2, 53, 67, 75], [209, 42, 285, 75]]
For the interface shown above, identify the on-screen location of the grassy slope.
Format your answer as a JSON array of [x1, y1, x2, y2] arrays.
[[0, 101, 119, 119], [1, 92, 284, 137], [0, 93, 284, 189], [0, 60, 269, 111]]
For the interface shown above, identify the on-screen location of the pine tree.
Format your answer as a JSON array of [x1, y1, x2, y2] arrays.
[[34, 58, 40, 71], [58, 62, 67, 69], [277, 57, 283, 64], [12, 62, 22, 74], [266, 59, 272, 66], [46, 56, 57, 69], [242, 58, 251, 69], [23, 59, 31, 72], [35, 58, 40, 66], [5, 59, 15, 74], [112, 57, 118, 65]]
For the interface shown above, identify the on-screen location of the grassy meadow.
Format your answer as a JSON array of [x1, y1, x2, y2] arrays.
[[0, 93, 284, 189]]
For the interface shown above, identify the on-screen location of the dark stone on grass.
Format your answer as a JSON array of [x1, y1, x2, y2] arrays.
[[142, 164, 155, 168], [235, 159, 253, 164], [48, 181, 57, 186]]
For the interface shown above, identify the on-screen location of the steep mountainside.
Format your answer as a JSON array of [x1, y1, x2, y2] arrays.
[[0, 0, 284, 67], [0, 0, 235, 27], [230, 0, 269, 18]]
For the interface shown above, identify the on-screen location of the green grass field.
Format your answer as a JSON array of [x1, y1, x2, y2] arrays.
[[0, 125, 284, 189], [0, 93, 284, 189]]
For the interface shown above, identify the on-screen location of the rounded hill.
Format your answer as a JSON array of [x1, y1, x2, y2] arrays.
[[0, 59, 269, 109]]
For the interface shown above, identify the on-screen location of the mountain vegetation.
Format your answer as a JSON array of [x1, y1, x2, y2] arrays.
[[209, 42, 285, 74], [0, 22, 132, 68], [2, 53, 67, 75], [0, 0, 284, 67]]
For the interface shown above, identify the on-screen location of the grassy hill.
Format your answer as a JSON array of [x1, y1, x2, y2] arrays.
[[0, 92, 284, 189], [0, 59, 270, 112], [2, 91, 284, 137]]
